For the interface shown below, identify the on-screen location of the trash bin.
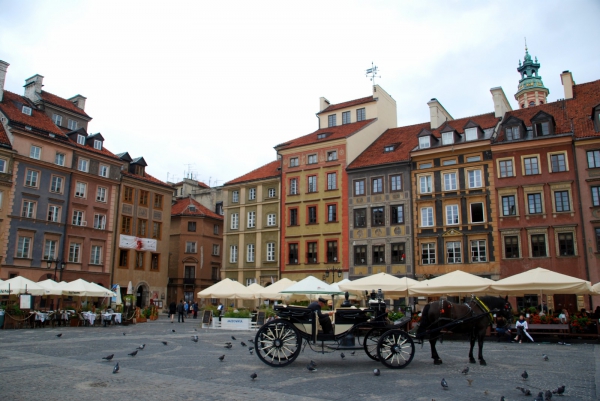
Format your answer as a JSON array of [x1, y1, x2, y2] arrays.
[[0, 310, 5, 329]]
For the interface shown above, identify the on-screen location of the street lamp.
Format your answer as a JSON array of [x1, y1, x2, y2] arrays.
[[46, 258, 65, 281], [323, 258, 342, 284]]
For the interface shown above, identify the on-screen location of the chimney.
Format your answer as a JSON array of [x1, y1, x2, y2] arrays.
[[0, 60, 9, 103], [490, 87, 513, 118], [24, 74, 44, 102], [560, 70, 574, 100], [319, 97, 330, 112], [68, 94, 87, 111], [427, 98, 453, 129]]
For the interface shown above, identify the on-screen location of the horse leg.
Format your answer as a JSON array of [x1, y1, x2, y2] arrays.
[[430, 338, 442, 365], [478, 333, 486, 366], [468, 332, 477, 364]]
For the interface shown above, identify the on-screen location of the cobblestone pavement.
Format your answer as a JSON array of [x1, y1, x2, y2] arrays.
[[0, 319, 598, 400]]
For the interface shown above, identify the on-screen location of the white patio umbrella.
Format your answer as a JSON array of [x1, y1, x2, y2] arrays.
[[490, 267, 595, 295], [339, 273, 418, 297], [37, 279, 64, 296], [59, 279, 116, 297], [259, 278, 296, 299], [127, 281, 133, 295], [113, 284, 123, 305], [196, 278, 256, 299], [409, 270, 494, 296], [279, 276, 344, 296], [246, 282, 265, 295], [592, 282, 600, 295], [4, 276, 46, 296]]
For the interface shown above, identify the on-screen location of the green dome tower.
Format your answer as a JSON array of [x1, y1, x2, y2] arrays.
[[515, 45, 549, 108]]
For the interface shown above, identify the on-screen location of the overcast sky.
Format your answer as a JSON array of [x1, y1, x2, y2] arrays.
[[1, 1, 599, 186]]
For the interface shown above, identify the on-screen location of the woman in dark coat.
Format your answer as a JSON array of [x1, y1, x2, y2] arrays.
[[169, 300, 177, 323]]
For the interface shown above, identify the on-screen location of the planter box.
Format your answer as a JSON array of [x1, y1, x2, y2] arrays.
[[220, 317, 251, 330], [136, 317, 147, 323]]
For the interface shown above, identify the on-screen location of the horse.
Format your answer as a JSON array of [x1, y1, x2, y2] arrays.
[[416, 295, 513, 366]]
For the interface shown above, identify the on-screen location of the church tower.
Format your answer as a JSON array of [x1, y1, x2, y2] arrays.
[[514, 45, 549, 108]]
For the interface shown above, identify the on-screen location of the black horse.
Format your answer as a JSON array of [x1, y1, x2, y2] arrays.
[[416, 296, 513, 366]]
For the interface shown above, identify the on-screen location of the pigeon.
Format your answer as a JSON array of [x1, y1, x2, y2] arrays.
[[172, 329, 176, 333], [340, 352, 345, 359], [500, 397, 505, 401], [249, 339, 254, 343], [441, 378, 448, 390], [192, 336, 198, 343], [241, 341, 247, 347], [128, 350, 138, 357], [224, 343, 233, 349], [56, 333, 62, 338], [351, 351, 356, 356], [484, 390, 489, 395], [231, 336, 236, 340], [112, 362, 119, 374], [225, 342, 232, 345], [249, 350, 253, 355], [461, 367, 469, 375], [522, 370, 528, 380], [373, 368, 380, 376], [122, 332, 126, 336], [218, 355, 225, 361], [310, 360, 317, 367], [102, 354, 114, 361], [162, 341, 168, 345], [138, 344, 145, 350], [544, 390, 552, 400], [543, 354, 549, 361], [552, 385, 565, 395], [533, 392, 544, 401], [466, 379, 474, 387], [516, 387, 531, 396], [307, 364, 317, 372], [248, 346, 254, 352], [250, 372, 257, 381]]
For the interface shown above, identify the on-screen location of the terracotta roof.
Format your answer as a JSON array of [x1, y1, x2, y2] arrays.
[[0, 122, 12, 148], [40, 90, 90, 118], [0, 90, 65, 136], [274, 119, 376, 151], [171, 197, 223, 220], [430, 112, 500, 137], [568, 79, 600, 139], [225, 160, 281, 185], [495, 100, 573, 142], [121, 170, 173, 189], [347, 122, 428, 170], [318, 96, 375, 114], [72, 140, 121, 161]]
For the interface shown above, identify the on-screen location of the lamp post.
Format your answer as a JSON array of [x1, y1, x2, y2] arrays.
[[323, 258, 342, 284], [46, 258, 65, 281]]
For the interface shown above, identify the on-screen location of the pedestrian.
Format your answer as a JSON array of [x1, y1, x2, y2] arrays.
[[187, 301, 192, 318], [184, 300, 189, 318], [193, 301, 199, 319], [169, 300, 177, 323], [177, 299, 185, 323]]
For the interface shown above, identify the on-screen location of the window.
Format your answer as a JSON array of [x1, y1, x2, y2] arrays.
[[48, 205, 60, 222], [77, 135, 86, 145], [446, 241, 462, 263], [468, 170, 482, 188], [419, 162, 432, 169], [124, 187, 134, 203], [421, 207, 433, 227], [327, 204, 337, 222], [342, 111, 351, 124], [419, 136, 430, 149], [44, 239, 57, 260], [354, 209, 366, 227], [308, 206, 317, 224], [558, 233, 575, 256], [17, 236, 31, 258], [68, 243, 81, 263], [119, 250, 129, 267], [247, 211, 256, 228], [232, 191, 239, 203], [528, 193, 542, 214], [216, 202, 223, 215], [288, 243, 298, 264], [373, 245, 385, 264], [391, 205, 404, 224], [596, 228, 600, 252], [75, 182, 87, 198], [384, 145, 395, 152], [442, 159, 457, 166], [471, 240, 487, 262], [554, 191, 570, 212], [268, 188, 276, 198], [248, 188, 256, 200], [550, 154, 567, 172], [72, 210, 84, 226], [535, 121, 550, 136], [354, 245, 367, 264], [188, 222, 196, 232], [327, 172, 337, 190], [504, 236, 519, 258], [134, 165, 144, 176], [326, 241, 338, 263], [328, 114, 336, 127], [586, 150, 600, 168], [308, 154, 317, 164], [135, 251, 144, 269], [152, 222, 161, 239], [96, 186, 107, 202], [502, 195, 516, 216], [289, 157, 299, 167], [52, 114, 62, 126], [390, 175, 401, 191], [523, 157, 539, 175], [443, 172, 457, 191], [230, 245, 238, 263], [150, 253, 159, 270], [357, 108, 366, 121], [446, 205, 459, 225], [186, 242, 197, 253], [308, 176, 317, 193], [391, 243, 406, 264], [307, 242, 318, 263], [93, 214, 106, 230], [55, 152, 65, 166], [371, 206, 384, 226], [419, 176, 432, 193], [0, 159, 5, 173], [121, 216, 132, 234], [372, 177, 383, 194], [67, 119, 78, 130], [289, 208, 298, 226], [470, 203, 484, 223], [441, 132, 454, 145], [267, 213, 276, 226], [90, 245, 102, 265], [466, 155, 481, 163], [22, 200, 35, 218], [25, 169, 38, 187], [499, 159, 514, 177], [505, 126, 520, 140], [30, 145, 41, 159], [93, 140, 102, 150], [154, 194, 163, 209], [531, 234, 547, 257], [77, 158, 89, 172], [230, 213, 239, 229], [267, 243, 275, 261], [592, 186, 600, 206], [139, 190, 149, 206], [137, 219, 147, 236], [465, 127, 478, 141], [354, 180, 365, 196], [212, 244, 220, 256], [213, 224, 219, 235], [289, 178, 298, 195], [421, 243, 436, 264], [247, 244, 255, 262], [327, 150, 337, 161], [50, 176, 63, 193]]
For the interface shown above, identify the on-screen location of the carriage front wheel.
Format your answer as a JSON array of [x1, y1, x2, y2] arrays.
[[376, 329, 415, 369], [255, 319, 301, 367]]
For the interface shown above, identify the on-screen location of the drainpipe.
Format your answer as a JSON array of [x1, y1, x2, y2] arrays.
[[109, 181, 123, 289]]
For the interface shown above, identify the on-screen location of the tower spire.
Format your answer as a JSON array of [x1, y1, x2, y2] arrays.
[[514, 43, 549, 109]]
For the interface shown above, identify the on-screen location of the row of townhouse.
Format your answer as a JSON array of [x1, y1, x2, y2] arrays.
[[221, 49, 600, 311]]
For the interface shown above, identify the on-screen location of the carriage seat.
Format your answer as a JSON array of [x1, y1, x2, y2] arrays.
[[274, 305, 313, 323]]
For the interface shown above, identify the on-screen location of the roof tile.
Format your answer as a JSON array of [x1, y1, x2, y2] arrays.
[[121, 170, 173, 189], [225, 160, 280, 185], [40, 91, 90, 118], [0, 122, 12, 148], [318, 96, 375, 114], [274, 119, 375, 151], [171, 197, 223, 220], [0, 90, 65, 136]]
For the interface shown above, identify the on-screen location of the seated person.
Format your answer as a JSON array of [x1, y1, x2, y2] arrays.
[[307, 297, 333, 334], [494, 316, 512, 342], [514, 314, 534, 343], [558, 309, 569, 323]]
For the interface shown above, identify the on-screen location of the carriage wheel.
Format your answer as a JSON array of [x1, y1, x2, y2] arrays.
[[255, 319, 301, 367], [363, 327, 388, 361], [376, 329, 415, 369]]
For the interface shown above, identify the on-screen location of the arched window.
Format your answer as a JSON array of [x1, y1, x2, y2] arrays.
[[529, 101, 535, 107]]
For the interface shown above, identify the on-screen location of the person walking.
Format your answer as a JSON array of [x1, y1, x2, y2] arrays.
[[184, 300, 189, 318], [169, 300, 177, 323], [177, 300, 185, 323], [193, 301, 199, 319]]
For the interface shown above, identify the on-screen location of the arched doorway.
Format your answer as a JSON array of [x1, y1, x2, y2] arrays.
[[135, 283, 149, 308]]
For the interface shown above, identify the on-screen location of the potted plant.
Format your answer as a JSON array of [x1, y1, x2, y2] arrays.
[[387, 311, 405, 324], [221, 309, 252, 330]]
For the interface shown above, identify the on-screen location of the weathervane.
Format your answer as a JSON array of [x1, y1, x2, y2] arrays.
[[365, 62, 380, 85]]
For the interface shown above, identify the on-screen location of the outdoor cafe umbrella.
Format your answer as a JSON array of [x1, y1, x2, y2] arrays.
[[592, 282, 600, 295], [489, 267, 595, 295], [4, 276, 46, 296], [339, 273, 418, 297], [258, 278, 297, 300], [279, 276, 344, 296], [196, 278, 256, 299], [59, 279, 116, 297], [408, 270, 494, 296], [37, 279, 64, 296]]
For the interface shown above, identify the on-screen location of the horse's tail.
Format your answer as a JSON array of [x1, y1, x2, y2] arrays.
[[416, 303, 431, 336]]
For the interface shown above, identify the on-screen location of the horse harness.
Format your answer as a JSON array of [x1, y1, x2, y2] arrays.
[[423, 296, 496, 337]]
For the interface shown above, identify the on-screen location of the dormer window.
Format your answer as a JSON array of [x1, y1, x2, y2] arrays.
[[327, 114, 336, 127], [77, 135, 85, 145], [531, 111, 555, 137], [189, 205, 196, 212], [94, 140, 102, 150], [535, 121, 550, 136], [317, 133, 330, 139], [465, 127, 478, 141], [342, 111, 351, 124], [135, 165, 144, 176], [441, 132, 454, 145], [52, 114, 62, 126], [357, 108, 366, 121], [22, 106, 32, 116], [419, 136, 430, 149], [505, 126, 520, 141], [384, 145, 395, 152]]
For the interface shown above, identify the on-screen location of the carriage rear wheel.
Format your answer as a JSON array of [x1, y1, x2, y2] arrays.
[[255, 319, 301, 367], [363, 327, 388, 361], [376, 329, 415, 369]]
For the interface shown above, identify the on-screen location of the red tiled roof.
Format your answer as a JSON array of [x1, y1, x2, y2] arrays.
[[121, 170, 173, 189], [431, 112, 500, 137], [0, 122, 12, 148], [318, 96, 375, 114], [225, 160, 281, 185], [568, 79, 600, 139], [40, 91, 90, 118], [0, 90, 65, 136], [171, 197, 223, 220], [72, 140, 121, 160], [347, 122, 428, 170], [496, 101, 572, 142], [274, 119, 376, 151]]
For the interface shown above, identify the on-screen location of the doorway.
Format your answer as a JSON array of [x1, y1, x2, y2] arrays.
[[554, 294, 577, 315]]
